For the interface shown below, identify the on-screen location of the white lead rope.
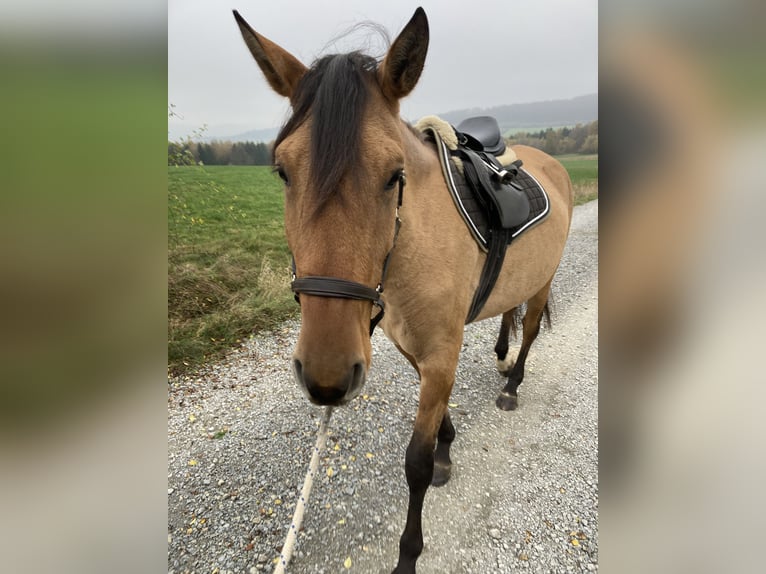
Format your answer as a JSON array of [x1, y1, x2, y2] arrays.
[[273, 406, 334, 574]]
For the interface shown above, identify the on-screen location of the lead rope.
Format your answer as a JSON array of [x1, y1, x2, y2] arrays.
[[273, 406, 334, 574]]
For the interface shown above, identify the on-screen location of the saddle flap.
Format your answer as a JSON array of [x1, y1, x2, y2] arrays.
[[493, 182, 531, 228], [456, 116, 506, 156], [459, 149, 530, 229]]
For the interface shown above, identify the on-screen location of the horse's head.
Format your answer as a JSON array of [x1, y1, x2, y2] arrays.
[[234, 8, 429, 405]]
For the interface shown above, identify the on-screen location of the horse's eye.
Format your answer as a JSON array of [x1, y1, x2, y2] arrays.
[[274, 166, 290, 186], [384, 170, 403, 191]]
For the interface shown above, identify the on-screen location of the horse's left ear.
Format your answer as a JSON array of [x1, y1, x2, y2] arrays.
[[233, 10, 307, 100], [379, 7, 429, 101]]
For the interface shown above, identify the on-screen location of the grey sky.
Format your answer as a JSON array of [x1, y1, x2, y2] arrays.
[[168, 0, 597, 139]]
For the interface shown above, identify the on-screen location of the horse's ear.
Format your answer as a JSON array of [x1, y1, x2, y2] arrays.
[[378, 7, 429, 101], [233, 10, 307, 100]]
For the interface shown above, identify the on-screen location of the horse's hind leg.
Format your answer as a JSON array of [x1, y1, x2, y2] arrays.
[[432, 409, 455, 486], [496, 280, 552, 411], [494, 308, 518, 376]]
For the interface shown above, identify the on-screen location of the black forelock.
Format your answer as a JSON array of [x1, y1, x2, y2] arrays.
[[273, 52, 379, 206]]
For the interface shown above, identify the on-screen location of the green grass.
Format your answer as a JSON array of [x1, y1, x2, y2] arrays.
[[168, 166, 296, 374], [556, 154, 598, 204], [169, 156, 597, 373]]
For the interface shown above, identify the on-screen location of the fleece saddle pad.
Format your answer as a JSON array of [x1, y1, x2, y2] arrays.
[[423, 125, 551, 252]]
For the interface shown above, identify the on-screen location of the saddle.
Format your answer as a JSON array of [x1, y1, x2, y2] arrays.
[[454, 116, 530, 230], [416, 115, 551, 323], [457, 116, 507, 156]]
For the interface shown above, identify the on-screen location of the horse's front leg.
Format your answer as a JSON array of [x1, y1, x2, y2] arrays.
[[393, 362, 456, 574]]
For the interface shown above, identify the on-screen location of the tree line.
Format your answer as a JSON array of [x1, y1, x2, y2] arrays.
[[168, 140, 272, 166], [168, 120, 597, 166], [505, 120, 598, 156]]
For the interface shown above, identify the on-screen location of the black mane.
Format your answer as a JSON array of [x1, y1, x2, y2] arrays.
[[273, 52, 379, 206]]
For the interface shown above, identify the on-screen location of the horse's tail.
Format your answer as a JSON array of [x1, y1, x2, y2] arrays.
[[543, 300, 552, 330], [508, 298, 552, 339]]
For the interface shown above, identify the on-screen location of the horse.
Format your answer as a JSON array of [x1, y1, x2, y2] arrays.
[[233, 7, 573, 573]]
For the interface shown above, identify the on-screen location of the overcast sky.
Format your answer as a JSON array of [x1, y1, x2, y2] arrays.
[[168, 0, 597, 139]]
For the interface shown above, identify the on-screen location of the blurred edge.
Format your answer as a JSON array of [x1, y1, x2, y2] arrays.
[[600, 1, 765, 573], [0, 7, 167, 574], [1, 0, 765, 572]]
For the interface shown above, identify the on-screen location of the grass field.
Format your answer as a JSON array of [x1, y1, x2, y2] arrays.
[[168, 155, 597, 373], [556, 154, 598, 204], [168, 166, 294, 373]]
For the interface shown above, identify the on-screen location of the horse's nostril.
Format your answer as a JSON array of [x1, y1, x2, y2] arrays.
[[294, 359, 364, 405], [351, 362, 365, 390], [316, 386, 347, 403]]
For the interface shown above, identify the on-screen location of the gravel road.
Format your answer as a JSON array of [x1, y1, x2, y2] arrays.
[[168, 200, 598, 574]]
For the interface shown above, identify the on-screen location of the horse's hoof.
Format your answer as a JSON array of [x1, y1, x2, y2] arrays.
[[496, 391, 518, 411], [391, 563, 415, 574], [432, 461, 452, 486]]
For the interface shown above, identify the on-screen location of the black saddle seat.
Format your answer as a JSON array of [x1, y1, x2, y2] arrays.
[[457, 116, 506, 156]]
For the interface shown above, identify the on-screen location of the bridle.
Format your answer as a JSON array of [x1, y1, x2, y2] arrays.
[[290, 172, 405, 337]]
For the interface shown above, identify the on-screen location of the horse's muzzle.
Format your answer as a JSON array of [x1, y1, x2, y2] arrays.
[[292, 359, 366, 406]]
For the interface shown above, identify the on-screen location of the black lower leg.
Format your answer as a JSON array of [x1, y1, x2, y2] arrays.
[[393, 434, 434, 574], [505, 344, 531, 390], [496, 307, 543, 411], [494, 313, 512, 362], [496, 342, 530, 410], [432, 411, 455, 486]]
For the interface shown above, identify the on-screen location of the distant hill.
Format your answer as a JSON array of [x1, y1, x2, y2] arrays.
[[205, 93, 597, 143], [218, 126, 280, 144], [439, 94, 597, 135]]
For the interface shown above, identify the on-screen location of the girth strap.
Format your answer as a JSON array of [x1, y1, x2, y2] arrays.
[[456, 141, 524, 324], [465, 227, 513, 323]]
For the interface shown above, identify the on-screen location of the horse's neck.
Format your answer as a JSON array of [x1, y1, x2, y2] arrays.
[[390, 122, 472, 301], [395, 120, 462, 257], [400, 122, 441, 203]]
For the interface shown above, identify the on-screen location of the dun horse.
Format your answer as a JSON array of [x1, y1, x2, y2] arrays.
[[234, 7, 573, 573]]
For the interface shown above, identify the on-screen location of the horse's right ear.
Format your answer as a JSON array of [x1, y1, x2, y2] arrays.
[[233, 10, 307, 100], [379, 7, 429, 101]]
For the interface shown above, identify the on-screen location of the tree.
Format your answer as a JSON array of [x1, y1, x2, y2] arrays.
[[505, 120, 598, 156], [229, 142, 249, 165], [168, 104, 207, 166], [543, 129, 561, 155], [167, 141, 195, 166], [580, 134, 598, 154], [197, 142, 215, 165], [253, 142, 271, 165], [559, 136, 577, 155]]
